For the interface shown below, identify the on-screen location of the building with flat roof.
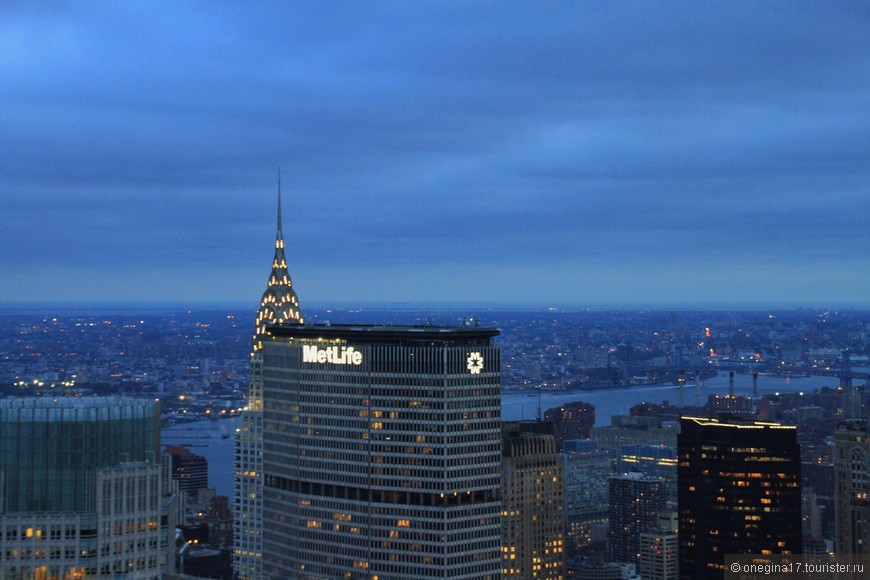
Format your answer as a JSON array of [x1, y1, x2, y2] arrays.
[[639, 511, 678, 580], [501, 421, 565, 579], [608, 472, 666, 565], [544, 401, 595, 451], [678, 416, 801, 579], [166, 444, 209, 499], [261, 324, 502, 579], [563, 439, 611, 555], [0, 397, 178, 578]]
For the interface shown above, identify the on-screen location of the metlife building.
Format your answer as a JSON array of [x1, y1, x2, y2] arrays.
[[260, 324, 502, 579]]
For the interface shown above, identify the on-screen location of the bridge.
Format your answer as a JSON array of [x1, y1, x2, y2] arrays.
[[615, 350, 868, 407]]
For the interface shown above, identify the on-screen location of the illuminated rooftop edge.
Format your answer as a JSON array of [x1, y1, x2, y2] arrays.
[[681, 416, 795, 429]]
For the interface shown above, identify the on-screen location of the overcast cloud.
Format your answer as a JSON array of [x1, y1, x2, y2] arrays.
[[1, 1, 868, 308]]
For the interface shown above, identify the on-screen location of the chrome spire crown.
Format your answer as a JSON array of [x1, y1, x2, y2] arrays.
[[253, 175, 303, 353]]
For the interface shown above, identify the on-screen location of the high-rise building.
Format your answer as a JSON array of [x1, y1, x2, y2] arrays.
[[833, 419, 869, 555], [544, 401, 595, 451], [166, 444, 209, 499], [261, 324, 502, 579], [233, 183, 304, 579], [607, 472, 666, 565], [501, 421, 565, 579], [590, 416, 678, 462], [563, 439, 612, 554], [617, 444, 677, 501], [0, 397, 178, 578], [678, 416, 801, 579], [639, 511, 678, 580]]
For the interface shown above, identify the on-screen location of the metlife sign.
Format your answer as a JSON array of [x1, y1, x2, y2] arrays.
[[302, 345, 363, 365]]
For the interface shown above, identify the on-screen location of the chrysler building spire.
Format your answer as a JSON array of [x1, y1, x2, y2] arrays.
[[235, 178, 304, 578], [252, 177, 303, 354]]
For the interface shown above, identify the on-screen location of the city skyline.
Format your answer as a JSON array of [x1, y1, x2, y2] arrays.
[[3, 2, 869, 308]]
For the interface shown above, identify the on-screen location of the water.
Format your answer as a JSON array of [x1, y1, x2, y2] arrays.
[[162, 416, 240, 497], [162, 372, 841, 497], [504, 372, 841, 425]]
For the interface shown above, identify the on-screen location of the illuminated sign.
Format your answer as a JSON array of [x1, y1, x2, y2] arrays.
[[302, 345, 363, 365], [467, 352, 484, 374]]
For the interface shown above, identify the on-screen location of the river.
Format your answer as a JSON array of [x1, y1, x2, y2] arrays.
[[162, 372, 841, 496]]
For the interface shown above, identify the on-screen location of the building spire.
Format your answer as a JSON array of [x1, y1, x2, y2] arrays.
[[277, 168, 283, 238], [252, 176, 303, 353]]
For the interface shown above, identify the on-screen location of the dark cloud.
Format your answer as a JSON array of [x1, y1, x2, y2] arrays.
[[1, 1, 868, 306]]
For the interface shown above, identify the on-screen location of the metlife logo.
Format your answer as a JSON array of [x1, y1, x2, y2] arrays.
[[301, 345, 363, 365]]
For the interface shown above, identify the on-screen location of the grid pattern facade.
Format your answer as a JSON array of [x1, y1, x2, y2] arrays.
[[563, 440, 611, 554], [0, 397, 159, 512], [639, 531, 678, 580], [0, 398, 172, 578], [166, 445, 209, 498], [608, 473, 666, 565], [261, 326, 502, 579], [678, 416, 801, 579], [501, 422, 565, 579], [833, 419, 869, 555], [618, 444, 677, 501], [543, 402, 595, 451], [234, 405, 263, 578]]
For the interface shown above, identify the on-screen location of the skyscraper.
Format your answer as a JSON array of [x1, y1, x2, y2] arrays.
[[260, 324, 502, 579], [563, 439, 611, 554], [544, 401, 595, 451], [678, 416, 801, 579], [233, 183, 304, 579], [617, 444, 677, 501], [833, 419, 869, 555], [607, 472, 666, 565], [166, 444, 209, 499], [0, 397, 178, 578], [639, 511, 678, 580], [501, 421, 565, 579]]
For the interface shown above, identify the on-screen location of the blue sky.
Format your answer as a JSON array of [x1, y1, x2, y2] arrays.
[[2, 1, 868, 308]]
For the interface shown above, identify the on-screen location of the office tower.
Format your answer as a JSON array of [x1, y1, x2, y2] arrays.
[[261, 324, 502, 579], [608, 472, 666, 565], [678, 416, 801, 579], [0, 397, 178, 578], [801, 487, 828, 555], [233, 184, 304, 578], [563, 439, 612, 554], [639, 511, 678, 580], [833, 419, 869, 555], [590, 415, 678, 461], [501, 421, 565, 579], [617, 444, 677, 501], [544, 401, 595, 451], [166, 444, 209, 499]]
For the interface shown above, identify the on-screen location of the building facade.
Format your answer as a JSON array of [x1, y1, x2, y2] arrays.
[[501, 421, 565, 579], [638, 511, 678, 580], [833, 419, 869, 555], [563, 439, 611, 554], [166, 444, 209, 499], [544, 401, 595, 451], [617, 444, 677, 501], [678, 416, 801, 579], [607, 473, 666, 565], [261, 325, 502, 579], [0, 397, 177, 578], [233, 184, 304, 578]]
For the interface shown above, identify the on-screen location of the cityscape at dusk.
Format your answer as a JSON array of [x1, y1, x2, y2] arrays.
[[3, 2, 869, 307], [2, 2, 869, 579]]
